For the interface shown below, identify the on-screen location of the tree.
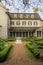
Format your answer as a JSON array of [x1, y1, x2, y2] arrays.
[[1, 0, 43, 13]]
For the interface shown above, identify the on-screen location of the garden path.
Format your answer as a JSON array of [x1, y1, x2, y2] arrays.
[[0, 42, 43, 65]]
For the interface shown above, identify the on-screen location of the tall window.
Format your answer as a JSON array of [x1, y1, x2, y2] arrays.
[[28, 21, 32, 25], [10, 21, 14, 25], [22, 21, 26, 25], [16, 21, 20, 25], [34, 21, 38, 25], [10, 32, 12, 36], [37, 31, 41, 37]]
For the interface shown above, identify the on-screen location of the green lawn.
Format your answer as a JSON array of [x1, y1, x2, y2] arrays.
[[24, 45, 34, 59]]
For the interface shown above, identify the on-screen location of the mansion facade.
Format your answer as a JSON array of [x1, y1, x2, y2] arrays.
[[0, 2, 43, 38]]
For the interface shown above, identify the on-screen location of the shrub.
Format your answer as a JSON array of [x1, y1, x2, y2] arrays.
[[22, 37, 42, 42], [25, 44, 40, 58], [35, 40, 43, 46], [7, 37, 16, 41], [0, 42, 6, 51], [0, 44, 12, 62], [0, 37, 16, 42]]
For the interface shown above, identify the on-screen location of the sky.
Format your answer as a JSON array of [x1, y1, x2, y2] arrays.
[[1, 0, 43, 20]]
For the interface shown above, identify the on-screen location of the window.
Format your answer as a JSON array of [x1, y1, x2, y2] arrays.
[[23, 14, 26, 18], [26, 14, 29, 18], [34, 21, 38, 25], [28, 21, 32, 25], [10, 32, 12, 36], [16, 21, 20, 25], [31, 15, 34, 18], [37, 31, 41, 37], [20, 14, 23, 18], [22, 21, 26, 25], [29, 32, 34, 37], [10, 21, 14, 25], [14, 14, 17, 18]]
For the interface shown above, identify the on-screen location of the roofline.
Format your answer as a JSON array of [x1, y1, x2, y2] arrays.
[[7, 12, 38, 14], [6, 12, 42, 20]]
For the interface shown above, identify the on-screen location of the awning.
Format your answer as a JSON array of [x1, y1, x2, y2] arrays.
[[9, 27, 40, 31]]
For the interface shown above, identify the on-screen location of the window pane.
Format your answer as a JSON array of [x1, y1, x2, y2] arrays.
[[34, 21, 38, 25], [37, 31, 41, 37], [10, 22, 14, 25], [16, 21, 20, 25], [22, 21, 26, 25], [28, 21, 32, 25]]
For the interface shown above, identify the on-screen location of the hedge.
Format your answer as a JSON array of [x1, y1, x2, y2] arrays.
[[22, 37, 42, 42], [0, 37, 16, 42], [25, 44, 40, 58], [0, 44, 12, 62], [35, 41, 43, 46]]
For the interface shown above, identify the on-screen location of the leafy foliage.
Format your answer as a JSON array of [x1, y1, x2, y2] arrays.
[[25, 43, 40, 58], [0, 44, 12, 62]]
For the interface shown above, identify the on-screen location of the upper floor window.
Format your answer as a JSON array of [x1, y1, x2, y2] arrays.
[[20, 14, 23, 18], [16, 21, 20, 25], [10, 21, 14, 25], [28, 21, 32, 25], [34, 21, 38, 25], [23, 14, 26, 18], [31, 15, 34, 18], [26, 14, 29, 18], [14, 14, 17, 18], [22, 21, 26, 25]]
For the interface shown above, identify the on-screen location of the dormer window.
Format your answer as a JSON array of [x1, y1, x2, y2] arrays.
[[14, 14, 17, 18], [31, 15, 34, 18]]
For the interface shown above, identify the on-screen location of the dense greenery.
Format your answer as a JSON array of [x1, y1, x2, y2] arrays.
[[22, 37, 42, 42], [0, 42, 12, 62], [22, 37, 43, 46], [0, 42, 6, 51], [0, 37, 16, 42], [25, 43, 40, 58]]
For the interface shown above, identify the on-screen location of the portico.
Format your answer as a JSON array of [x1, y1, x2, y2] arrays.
[[9, 27, 42, 38]]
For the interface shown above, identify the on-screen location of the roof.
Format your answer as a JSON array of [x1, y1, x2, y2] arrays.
[[7, 12, 41, 20]]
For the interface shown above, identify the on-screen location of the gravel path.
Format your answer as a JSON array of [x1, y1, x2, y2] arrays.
[[0, 42, 43, 65]]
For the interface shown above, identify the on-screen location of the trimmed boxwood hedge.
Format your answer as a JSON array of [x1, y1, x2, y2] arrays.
[[0, 37, 16, 42], [35, 41, 43, 46], [0, 44, 12, 62], [22, 37, 42, 42], [25, 44, 40, 58]]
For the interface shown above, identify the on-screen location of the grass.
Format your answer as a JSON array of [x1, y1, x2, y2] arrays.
[[24, 44, 34, 59], [7, 46, 14, 61]]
